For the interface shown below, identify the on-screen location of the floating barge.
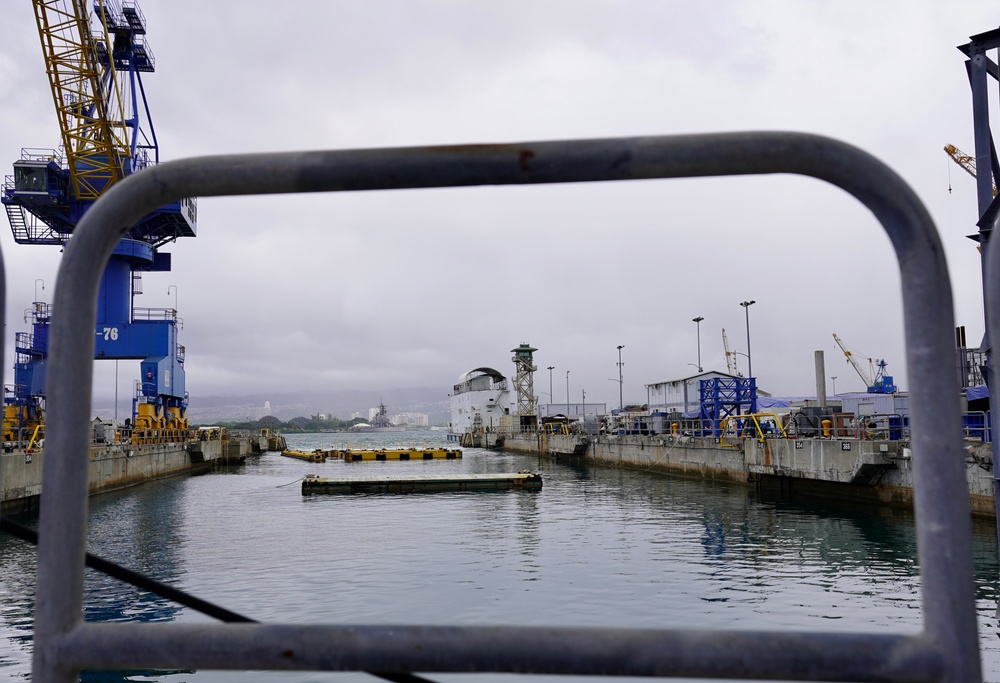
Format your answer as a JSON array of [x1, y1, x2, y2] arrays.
[[338, 448, 462, 462], [301, 471, 541, 494], [281, 449, 334, 463], [281, 448, 462, 463]]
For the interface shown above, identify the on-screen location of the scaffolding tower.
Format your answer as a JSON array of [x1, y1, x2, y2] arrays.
[[511, 343, 538, 432]]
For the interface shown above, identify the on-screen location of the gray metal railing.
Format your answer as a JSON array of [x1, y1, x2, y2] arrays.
[[31, 132, 981, 681]]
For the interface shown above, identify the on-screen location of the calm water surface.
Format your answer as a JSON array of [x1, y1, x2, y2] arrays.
[[1, 431, 999, 681]]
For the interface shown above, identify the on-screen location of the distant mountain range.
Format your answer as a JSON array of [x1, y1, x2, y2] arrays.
[[92, 387, 451, 425]]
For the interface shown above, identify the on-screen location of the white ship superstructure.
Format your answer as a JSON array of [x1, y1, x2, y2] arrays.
[[449, 367, 514, 441]]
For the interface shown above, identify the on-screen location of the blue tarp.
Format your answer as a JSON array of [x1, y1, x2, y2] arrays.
[[967, 385, 989, 401]]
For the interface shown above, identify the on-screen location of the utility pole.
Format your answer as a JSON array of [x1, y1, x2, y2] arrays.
[[692, 317, 704, 372], [616, 344, 625, 410], [740, 300, 756, 378]]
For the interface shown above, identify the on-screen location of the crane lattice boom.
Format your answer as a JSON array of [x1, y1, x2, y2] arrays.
[[832, 333, 873, 388], [33, 0, 130, 200], [722, 328, 738, 376], [944, 143, 998, 196]]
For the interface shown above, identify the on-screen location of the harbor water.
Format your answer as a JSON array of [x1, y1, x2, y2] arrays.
[[2, 431, 1000, 682]]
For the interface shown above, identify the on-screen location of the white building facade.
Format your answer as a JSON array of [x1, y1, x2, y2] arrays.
[[646, 370, 741, 415], [392, 412, 430, 427], [449, 367, 515, 438]]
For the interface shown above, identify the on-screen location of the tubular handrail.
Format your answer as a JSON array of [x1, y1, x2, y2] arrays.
[[33, 132, 980, 681]]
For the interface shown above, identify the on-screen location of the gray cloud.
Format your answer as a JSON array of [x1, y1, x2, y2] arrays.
[[0, 1, 995, 412]]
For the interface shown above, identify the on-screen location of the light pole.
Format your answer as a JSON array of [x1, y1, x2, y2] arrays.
[[733, 350, 749, 377], [547, 366, 554, 408], [168, 284, 178, 312], [566, 370, 570, 417], [692, 316, 704, 372], [616, 344, 625, 410], [34, 278, 44, 302], [740, 300, 756, 379], [831, 376, 837, 395]]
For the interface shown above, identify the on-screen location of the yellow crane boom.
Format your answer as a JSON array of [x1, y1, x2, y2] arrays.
[[832, 333, 873, 389], [944, 143, 997, 196], [722, 328, 738, 376], [33, 0, 130, 200]]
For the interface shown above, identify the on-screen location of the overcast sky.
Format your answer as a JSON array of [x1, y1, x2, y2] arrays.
[[0, 1, 997, 410]]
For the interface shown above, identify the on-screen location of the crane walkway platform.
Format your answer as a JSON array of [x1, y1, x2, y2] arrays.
[[301, 472, 541, 494]]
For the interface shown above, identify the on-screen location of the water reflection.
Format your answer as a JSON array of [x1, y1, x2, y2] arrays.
[[0, 434, 997, 681], [0, 524, 37, 671], [84, 483, 188, 625], [0, 477, 193, 681]]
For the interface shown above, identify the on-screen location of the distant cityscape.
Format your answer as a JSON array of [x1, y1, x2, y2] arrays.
[[350, 409, 429, 427], [88, 389, 450, 426], [242, 403, 431, 426]]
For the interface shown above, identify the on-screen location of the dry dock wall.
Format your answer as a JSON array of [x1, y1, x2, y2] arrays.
[[505, 433, 745, 481], [1, 439, 227, 514], [503, 433, 996, 517]]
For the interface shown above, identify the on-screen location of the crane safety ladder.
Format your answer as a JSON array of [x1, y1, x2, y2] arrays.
[[3, 203, 31, 243], [29, 132, 981, 682]]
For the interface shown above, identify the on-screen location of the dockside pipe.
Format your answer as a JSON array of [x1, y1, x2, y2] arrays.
[[34, 132, 980, 682]]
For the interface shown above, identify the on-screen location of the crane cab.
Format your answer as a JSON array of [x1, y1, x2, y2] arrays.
[[12, 156, 63, 195]]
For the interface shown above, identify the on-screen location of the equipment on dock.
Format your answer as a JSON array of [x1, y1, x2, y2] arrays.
[[1, 0, 195, 443], [697, 376, 757, 437], [301, 472, 542, 495], [718, 412, 787, 446], [832, 333, 896, 394], [260, 427, 288, 452]]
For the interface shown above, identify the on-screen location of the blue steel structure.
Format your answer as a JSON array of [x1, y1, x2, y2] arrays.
[[698, 376, 757, 437], [1, 0, 195, 441]]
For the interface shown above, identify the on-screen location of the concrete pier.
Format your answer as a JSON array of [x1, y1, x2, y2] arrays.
[[503, 433, 995, 517], [1, 434, 264, 514]]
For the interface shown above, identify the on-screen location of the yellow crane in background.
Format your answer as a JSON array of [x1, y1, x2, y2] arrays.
[[832, 333, 873, 388], [722, 328, 739, 376], [831, 333, 896, 393], [944, 143, 997, 196]]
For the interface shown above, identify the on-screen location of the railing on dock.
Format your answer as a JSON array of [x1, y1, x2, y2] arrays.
[[132, 306, 178, 322], [962, 410, 991, 442], [28, 133, 981, 682]]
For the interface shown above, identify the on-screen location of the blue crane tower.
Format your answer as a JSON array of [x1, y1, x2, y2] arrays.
[[0, 0, 196, 444]]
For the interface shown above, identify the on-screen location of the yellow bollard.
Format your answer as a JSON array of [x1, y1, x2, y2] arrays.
[[671, 423, 679, 435], [821, 419, 832, 438]]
